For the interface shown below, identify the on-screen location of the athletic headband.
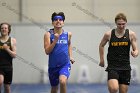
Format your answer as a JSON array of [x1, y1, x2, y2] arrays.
[[53, 16, 64, 21]]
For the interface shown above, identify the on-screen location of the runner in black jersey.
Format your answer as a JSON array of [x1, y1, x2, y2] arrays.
[[0, 23, 16, 93], [99, 13, 139, 93]]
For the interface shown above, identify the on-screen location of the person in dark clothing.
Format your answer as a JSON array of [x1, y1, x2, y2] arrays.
[[99, 13, 139, 93], [0, 23, 16, 93]]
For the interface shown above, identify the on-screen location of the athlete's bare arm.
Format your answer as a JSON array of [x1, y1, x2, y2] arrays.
[[44, 32, 59, 55], [68, 32, 75, 64], [99, 31, 111, 67], [3, 38, 16, 58], [129, 30, 139, 57]]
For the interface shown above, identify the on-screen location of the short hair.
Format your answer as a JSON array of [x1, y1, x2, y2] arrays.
[[51, 12, 65, 22], [115, 13, 127, 23], [0, 22, 11, 35]]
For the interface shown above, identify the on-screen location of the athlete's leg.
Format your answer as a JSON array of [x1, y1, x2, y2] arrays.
[[119, 84, 128, 93], [59, 63, 71, 93], [0, 74, 4, 93], [108, 79, 119, 93], [59, 75, 67, 93], [118, 70, 130, 93], [4, 84, 11, 93], [3, 68, 13, 93], [48, 67, 59, 93], [107, 70, 120, 93], [51, 86, 58, 93]]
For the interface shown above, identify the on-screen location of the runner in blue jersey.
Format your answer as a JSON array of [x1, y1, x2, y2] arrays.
[[44, 12, 75, 93]]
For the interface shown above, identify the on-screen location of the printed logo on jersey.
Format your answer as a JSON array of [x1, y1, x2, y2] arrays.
[[52, 39, 67, 44], [68, 67, 71, 71], [62, 37, 65, 39], [111, 42, 128, 46], [0, 46, 4, 49], [124, 37, 127, 39]]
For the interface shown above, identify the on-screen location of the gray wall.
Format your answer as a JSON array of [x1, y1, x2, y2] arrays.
[[0, 0, 140, 23], [11, 23, 140, 84]]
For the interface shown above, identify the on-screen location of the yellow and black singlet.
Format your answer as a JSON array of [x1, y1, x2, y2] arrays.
[[0, 37, 13, 68], [107, 29, 131, 70]]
